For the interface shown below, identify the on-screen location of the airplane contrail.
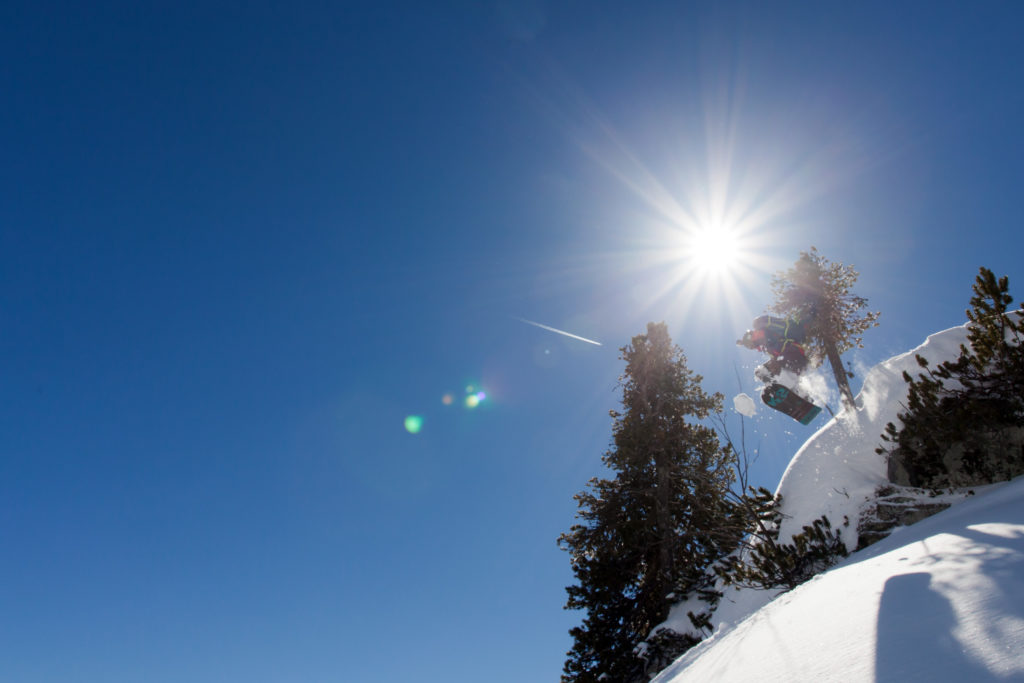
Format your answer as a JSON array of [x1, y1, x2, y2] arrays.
[[514, 317, 602, 346]]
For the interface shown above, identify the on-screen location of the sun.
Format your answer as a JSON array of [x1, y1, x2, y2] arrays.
[[688, 224, 741, 274]]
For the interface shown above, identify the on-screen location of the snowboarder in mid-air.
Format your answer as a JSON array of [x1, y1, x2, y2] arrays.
[[738, 315, 809, 375], [738, 314, 822, 425]]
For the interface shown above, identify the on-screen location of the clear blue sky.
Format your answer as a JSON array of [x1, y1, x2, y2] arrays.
[[2, 2, 1023, 681]]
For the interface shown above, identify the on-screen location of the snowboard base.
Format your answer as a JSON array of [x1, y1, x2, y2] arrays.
[[761, 383, 822, 425]]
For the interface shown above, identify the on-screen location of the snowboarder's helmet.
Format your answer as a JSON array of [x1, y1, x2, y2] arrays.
[[739, 330, 764, 348]]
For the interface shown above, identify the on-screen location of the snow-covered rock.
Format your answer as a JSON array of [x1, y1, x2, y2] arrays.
[[773, 323, 969, 550]]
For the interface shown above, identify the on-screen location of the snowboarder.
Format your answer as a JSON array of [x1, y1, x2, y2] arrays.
[[738, 313, 823, 425], [738, 314, 809, 375]]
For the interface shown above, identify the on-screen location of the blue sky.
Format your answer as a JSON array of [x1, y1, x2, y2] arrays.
[[3, 2, 1024, 681]]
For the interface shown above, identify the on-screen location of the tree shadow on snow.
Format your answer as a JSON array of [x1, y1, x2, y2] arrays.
[[874, 571, 996, 682]]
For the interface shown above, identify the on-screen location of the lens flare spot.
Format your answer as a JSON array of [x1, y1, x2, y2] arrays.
[[476, 391, 487, 401], [465, 394, 480, 409], [404, 415, 424, 434], [441, 394, 454, 406]]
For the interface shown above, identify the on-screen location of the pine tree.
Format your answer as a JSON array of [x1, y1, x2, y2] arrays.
[[958, 267, 1024, 390], [558, 322, 738, 682], [879, 267, 1024, 488], [714, 502, 848, 593], [770, 247, 880, 408]]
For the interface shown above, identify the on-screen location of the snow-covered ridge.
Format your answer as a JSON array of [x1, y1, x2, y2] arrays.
[[650, 323, 1024, 681], [773, 323, 970, 547]]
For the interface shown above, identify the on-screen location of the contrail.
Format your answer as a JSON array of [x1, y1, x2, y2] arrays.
[[515, 317, 602, 346]]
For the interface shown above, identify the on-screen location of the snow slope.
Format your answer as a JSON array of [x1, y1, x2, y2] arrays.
[[653, 324, 1024, 681], [656, 477, 1024, 682]]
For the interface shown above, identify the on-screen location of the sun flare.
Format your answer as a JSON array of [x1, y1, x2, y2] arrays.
[[689, 225, 741, 273]]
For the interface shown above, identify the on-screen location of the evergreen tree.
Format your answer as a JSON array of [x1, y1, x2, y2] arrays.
[[770, 247, 880, 408], [879, 267, 1024, 488], [710, 428, 849, 594], [559, 322, 738, 682], [714, 498, 848, 593]]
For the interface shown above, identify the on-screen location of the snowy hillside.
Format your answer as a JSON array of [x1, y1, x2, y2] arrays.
[[656, 476, 1024, 682], [653, 324, 1024, 681]]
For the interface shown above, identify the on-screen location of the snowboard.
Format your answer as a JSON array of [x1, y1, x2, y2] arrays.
[[761, 383, 822, 425]]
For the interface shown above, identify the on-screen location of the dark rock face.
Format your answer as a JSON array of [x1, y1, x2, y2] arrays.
[[856, 486, 961, 550], [887, 426, 1024, 489]]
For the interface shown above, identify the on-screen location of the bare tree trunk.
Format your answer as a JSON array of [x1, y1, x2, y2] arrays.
[[655, 447, 674, 591], [823, 337, 856, 409]]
